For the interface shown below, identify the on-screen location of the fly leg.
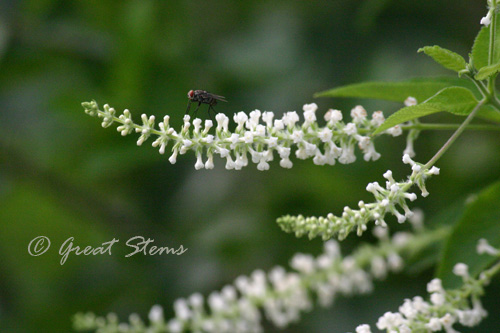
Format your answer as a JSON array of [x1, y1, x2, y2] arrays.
[[185, 100, 192, 115], [207, 105, 215, 122], [193, 102, 201, 118]]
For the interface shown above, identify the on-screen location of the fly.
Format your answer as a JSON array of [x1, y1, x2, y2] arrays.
[[186, 89, 227, 120]]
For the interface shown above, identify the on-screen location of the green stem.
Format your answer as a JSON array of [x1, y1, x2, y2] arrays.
[[488, 1, 498, 94], [401, 123, 500, 131], [489, 92, 500, 110], [424, 100, 485, 169], [465, 74, 489, 99], [107, 113, 164, 136], [482, 259, 500, 281]]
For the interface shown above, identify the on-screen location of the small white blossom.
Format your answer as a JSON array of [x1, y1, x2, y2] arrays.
[[371, 111, 385, 127], [148, 305, 164, 323], [355, 324, 372, 333], [430, 292, 446, 306], [386, 125, 402, 137], [404, 96, 417, 106], [370, 256, 387, 279], [343, 123, 357, 135], [303, 103, 318, 125], [481, 9, 493, 26], [427, 278, 443, 293], [426, 317, 442, 331], [477, 238, 500, 256], [453, 263, 469, 279]]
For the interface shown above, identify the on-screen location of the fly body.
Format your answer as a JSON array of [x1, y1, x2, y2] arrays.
[[186, 90, 227, 120]]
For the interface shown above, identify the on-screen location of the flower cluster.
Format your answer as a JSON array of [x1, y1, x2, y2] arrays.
[[73, 227, 447, 333], [355, 239, 500, 332], [82, 100, 404, 171], [277, 154, 440, 240]]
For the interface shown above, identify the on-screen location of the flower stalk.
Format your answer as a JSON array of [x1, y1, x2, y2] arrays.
[[82, 101, 404, 171], [356, 239, 500, 333], [73, 227, 450, 333], [277, 154, 440, 241]]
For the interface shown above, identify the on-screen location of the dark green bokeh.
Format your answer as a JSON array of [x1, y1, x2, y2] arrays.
[[1, 1, 499, 332]]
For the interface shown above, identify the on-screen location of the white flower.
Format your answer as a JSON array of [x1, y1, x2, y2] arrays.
[[303, 103, 318, 125], [386, 125, 402, 137], [376, 312, 406, 330], [338, 144, 356, 164], [453, 263, 469, 279], [398, 324, 412, 333], [215, 113, 229, 131], [404, 96, 417, 106], [430, 292, 446, 306], [262, 111, 274, 127], [440, 313, 457, 332], [372, 226, 388, 240], [318, 128, 333, 142], [481, 10, 493, 26], [477, 238, 499, 256], [343, 123, 357, 135], [291, 253, 315, 274], [205, 154, 215, 169], [173, 299, 191, 320], [243, 131, 254, 143], [370, 256, 387, 279], [325, 109, 343, 123], [194, 154, 204, 170], [188, 293, 203, 308], [291, 130, 304, 143], [148, 304, 164, 323], [351, 105, 367, 123], [371, 111, 385, 126], [247, 109, 262, 129], [234, 111, 248, 125], [399, 299, 419, 319], [355, 324, 372, 333], [169, 149, 179, 164], [427, 278, 443, 293], [387, 253, 403, 271], [168, 319, 183, 333], [426, 317, 442, 331], [208, 292, 226, 313], [283, 111, 300, 127]]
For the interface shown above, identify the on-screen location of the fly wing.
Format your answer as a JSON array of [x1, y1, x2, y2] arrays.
[[211, 94, 227, 102]]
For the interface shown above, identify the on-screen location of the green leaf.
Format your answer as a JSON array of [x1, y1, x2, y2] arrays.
[[471, 26, 489, 70], [373, 86, 478, 134], [471, 14, 500, 70], [372, 104, 441, 134], [475, 61, 500, 80], [418, 45, 467, 73], [314, 76, 480, 102], [478, 104, 500, 123], [437, 180, 500, 288]]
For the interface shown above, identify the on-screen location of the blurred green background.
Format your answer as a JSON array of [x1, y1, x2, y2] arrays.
[[1, 0, 500, 332]]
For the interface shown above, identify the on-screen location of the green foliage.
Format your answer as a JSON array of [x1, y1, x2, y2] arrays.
[[437, 180, 500, 288], [373, 87, 479, 134], [418, 46, 467, 73], [471, 13, 500, 70], [314, 77, 480, 102], [475, 61, 500, 80], [471, 6, 500, 82], [472, 26, 491, 70]]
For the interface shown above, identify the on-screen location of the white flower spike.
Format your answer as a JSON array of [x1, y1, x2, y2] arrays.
[[82, 101, 398, 171]]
